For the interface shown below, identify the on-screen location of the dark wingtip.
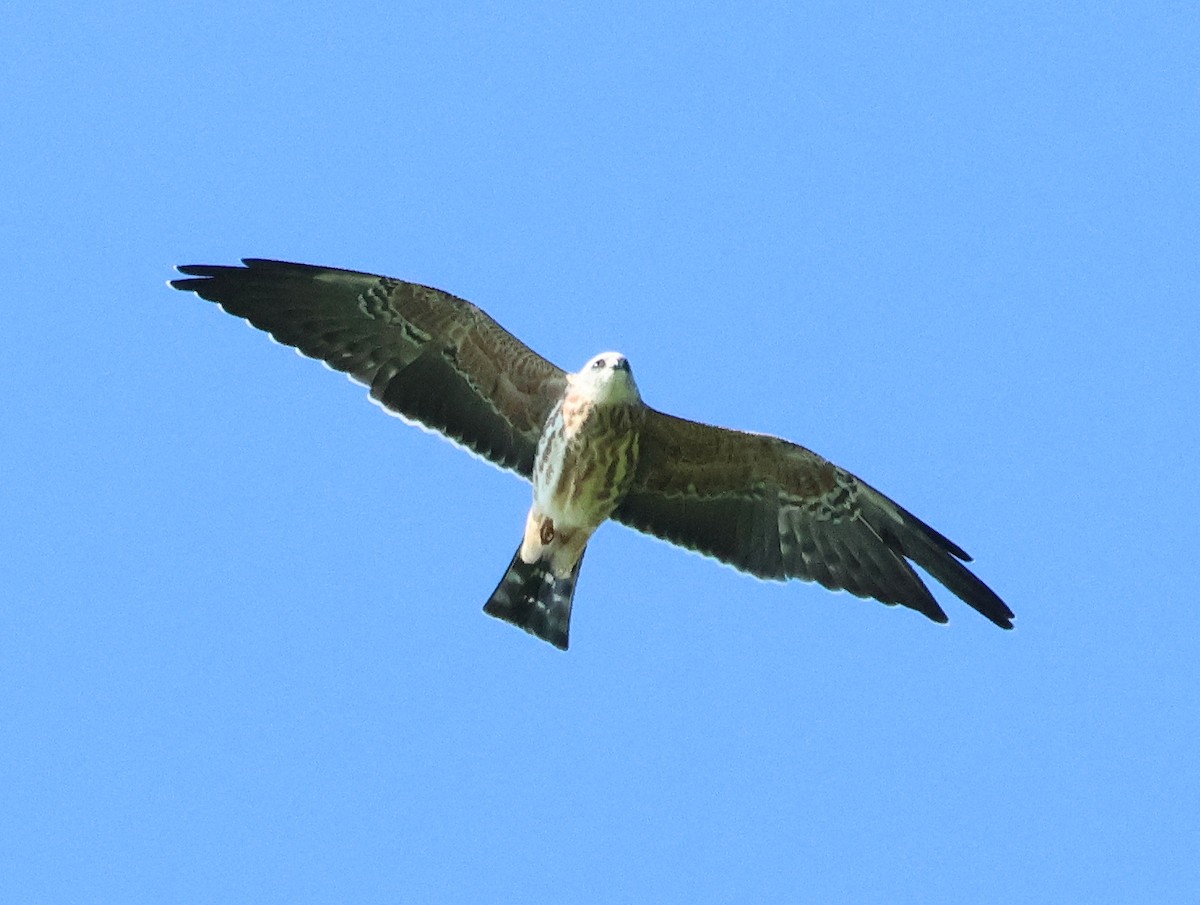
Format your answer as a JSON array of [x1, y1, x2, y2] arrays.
[[870, 493, 1014, 629], [918, 593, 1012, 630], [170, 262, 236, 292], [968, 593, 1015, 630], [170, 260, 306, 299], [171, 260, 296, 285]]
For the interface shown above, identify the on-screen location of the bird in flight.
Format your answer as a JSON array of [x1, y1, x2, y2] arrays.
[[171, 259, 1013, 649]]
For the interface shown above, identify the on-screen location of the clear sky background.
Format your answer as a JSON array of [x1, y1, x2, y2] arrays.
[[3, 3, 1197, 903]]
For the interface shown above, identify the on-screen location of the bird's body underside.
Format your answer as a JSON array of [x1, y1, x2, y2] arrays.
[[170, 258, 1014, 649], [484, 354, 644, 649]]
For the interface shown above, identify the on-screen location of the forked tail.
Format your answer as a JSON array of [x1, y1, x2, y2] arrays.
[[483, 546, 584, 650]]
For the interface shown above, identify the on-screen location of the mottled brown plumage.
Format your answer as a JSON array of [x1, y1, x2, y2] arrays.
[[171, 258, 1013, 648]]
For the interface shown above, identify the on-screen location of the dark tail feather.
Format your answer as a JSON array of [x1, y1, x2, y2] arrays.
[[483, 546, 584, 650]]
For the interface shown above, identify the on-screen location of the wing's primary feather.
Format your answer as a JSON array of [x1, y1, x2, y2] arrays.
[[614, 409, 1013, 628], [171, 259, 566, 476]]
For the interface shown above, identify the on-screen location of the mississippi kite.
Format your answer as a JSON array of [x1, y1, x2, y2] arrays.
[[171, 259, 1013, 649]]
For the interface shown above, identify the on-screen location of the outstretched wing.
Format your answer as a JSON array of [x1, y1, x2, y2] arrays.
[[171, 259, 567, 476], [613, 409, 1013, 628]]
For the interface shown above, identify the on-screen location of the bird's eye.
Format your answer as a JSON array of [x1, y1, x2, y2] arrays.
[[592, 358, 606, 370]]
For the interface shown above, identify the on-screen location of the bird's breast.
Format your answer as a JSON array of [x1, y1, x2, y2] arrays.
[[533, 400, 643, 529]]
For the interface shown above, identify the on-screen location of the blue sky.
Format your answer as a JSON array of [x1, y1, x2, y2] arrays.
[[3, 2, 1197, 902]]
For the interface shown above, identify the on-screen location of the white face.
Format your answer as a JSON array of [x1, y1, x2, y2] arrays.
[[573, 351, 641, 404]]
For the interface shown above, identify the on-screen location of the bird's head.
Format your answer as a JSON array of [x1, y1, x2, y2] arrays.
[[571, 352, 641, 405]]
